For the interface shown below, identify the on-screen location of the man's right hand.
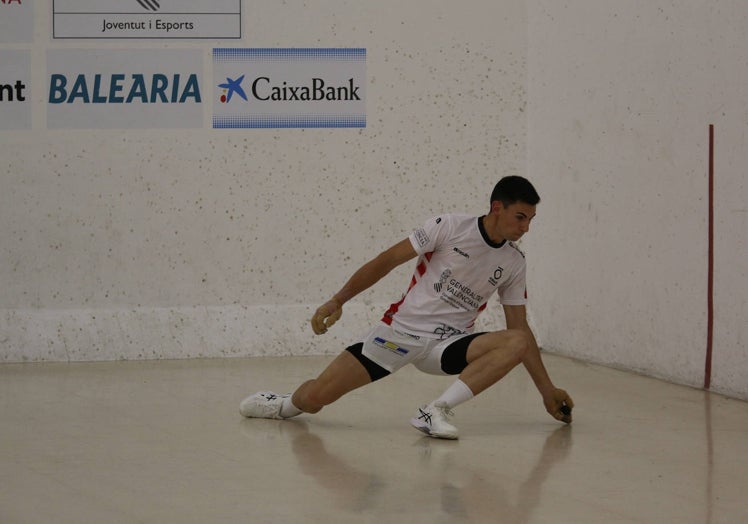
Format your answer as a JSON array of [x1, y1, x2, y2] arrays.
[[311, 299, 343, 334]]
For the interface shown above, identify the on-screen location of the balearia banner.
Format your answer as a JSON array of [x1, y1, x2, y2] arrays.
[[47, 49, 203, 129]]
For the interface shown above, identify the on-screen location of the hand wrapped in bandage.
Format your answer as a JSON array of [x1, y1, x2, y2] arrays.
[[311, 298, 343, 335], [545, 388, 574, 424]]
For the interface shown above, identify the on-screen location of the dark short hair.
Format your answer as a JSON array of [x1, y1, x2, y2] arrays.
[[490, 176, 540, 207]]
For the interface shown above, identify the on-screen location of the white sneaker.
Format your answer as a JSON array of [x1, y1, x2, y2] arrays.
[[239, 391, 289, 419], [410, 401, 459, 440]]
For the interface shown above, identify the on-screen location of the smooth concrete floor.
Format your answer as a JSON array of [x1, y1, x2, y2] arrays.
[[1, 353, 747, 524]]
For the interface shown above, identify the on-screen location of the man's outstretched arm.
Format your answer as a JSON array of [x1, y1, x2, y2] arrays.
[[311, 238, 417, 334]]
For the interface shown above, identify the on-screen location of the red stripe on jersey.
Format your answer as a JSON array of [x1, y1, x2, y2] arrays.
[[381, 297, 404, 325], [382, 252, 433, 324]]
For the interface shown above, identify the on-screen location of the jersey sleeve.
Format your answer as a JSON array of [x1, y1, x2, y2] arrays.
[[497, 259, 528, 306], [408, 215, 452, 256]]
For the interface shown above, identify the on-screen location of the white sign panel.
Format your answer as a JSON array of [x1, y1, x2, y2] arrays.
[[47, 49, 203, 129], [0, 0, 34, 43], [0, 50, 31, 130], [213, 48, 366, 129], [53, 0, 241, 39]]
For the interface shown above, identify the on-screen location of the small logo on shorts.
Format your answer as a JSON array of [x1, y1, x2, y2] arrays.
[[373, 337, 409, 356]]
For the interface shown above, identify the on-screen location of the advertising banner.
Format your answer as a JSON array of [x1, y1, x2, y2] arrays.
[[53, 0, 241, 39], [0, 50, 31, 130], [47, 49, 203, 129], [213, 48, 366, 129], [0, 0, 34, 43]]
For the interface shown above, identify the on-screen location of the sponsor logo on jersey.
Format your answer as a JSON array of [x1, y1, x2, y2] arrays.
[[414, 228, 430, 248], [446, 279, 483, 309], [488, 266, 504, 286], [434, 268, 451, 293], [453, 247, 469, 258]]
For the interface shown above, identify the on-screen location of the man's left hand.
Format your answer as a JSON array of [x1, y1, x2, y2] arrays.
[[545, 388, 574, 424]]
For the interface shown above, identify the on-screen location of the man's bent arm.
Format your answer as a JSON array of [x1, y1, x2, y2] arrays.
[[503, 304, 555, 396], [503, 304, 573, 423], [311, 238, 417, 334]]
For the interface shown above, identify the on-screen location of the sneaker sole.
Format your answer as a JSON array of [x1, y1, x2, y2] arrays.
[[409, 418, 458, 440]]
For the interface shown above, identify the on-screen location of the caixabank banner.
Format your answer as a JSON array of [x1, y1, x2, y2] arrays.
[[213, 48, 366, 129], [47, 49, 203, 129]]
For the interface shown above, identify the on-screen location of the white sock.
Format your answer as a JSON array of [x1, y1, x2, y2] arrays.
[[434, 379, 474, 409], [279, 396, 303, 418]]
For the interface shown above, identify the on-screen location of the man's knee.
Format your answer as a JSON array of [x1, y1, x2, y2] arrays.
[[505, 328, 530, 355], [487, 328, 529, 362]]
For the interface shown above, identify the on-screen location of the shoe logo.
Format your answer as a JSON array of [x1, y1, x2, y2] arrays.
[[263, 393, 279, 401], [417, 408, 433, 426]]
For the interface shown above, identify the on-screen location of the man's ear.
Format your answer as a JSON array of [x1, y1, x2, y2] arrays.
[[490, 200, 504, 214]]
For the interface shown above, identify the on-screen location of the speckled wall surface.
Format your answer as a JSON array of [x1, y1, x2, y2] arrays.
[[1, 2, 527, 361], [527, 1, 748, 400]]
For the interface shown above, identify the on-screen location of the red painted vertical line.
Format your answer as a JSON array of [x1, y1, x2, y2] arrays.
[[704, 124, 714, 389]]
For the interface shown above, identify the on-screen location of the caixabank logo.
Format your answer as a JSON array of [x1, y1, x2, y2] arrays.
[[217, 75, 361, 104], [47, 49, 204, 129], [213, 48, 366, 129]]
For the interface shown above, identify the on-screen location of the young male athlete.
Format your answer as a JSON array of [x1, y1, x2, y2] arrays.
[[240, 176, 573, 439]]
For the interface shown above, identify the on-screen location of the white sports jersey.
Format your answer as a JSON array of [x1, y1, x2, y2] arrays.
[[382, 214, 527, 339]]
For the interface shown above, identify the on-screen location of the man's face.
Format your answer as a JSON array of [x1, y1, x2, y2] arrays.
[[496, 201, 536, 241]]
